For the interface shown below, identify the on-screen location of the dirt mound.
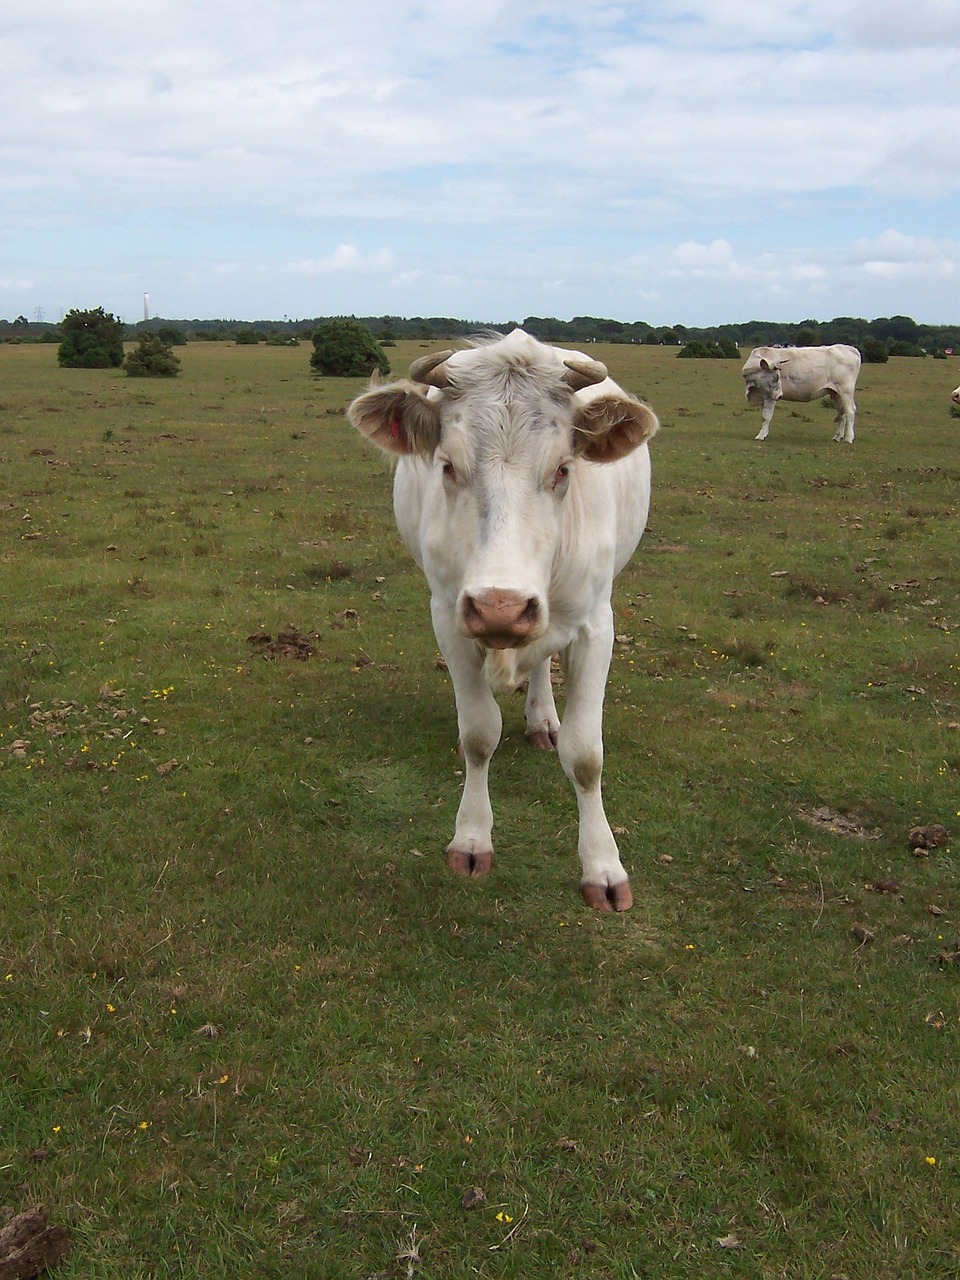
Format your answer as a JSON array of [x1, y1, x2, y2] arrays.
[[247, 629, 320, 660]]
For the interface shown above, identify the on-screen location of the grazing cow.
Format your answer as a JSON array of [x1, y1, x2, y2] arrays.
[[952, 385, 960, 407], [742, 344, 862, 442], [348, 330, 658, 911]]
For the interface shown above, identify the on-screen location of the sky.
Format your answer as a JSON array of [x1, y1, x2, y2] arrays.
[[2, 0, 958, 328]]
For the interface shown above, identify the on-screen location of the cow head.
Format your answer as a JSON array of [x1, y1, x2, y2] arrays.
[[743, 350, 789, 405], [348, 334, 658, 649]]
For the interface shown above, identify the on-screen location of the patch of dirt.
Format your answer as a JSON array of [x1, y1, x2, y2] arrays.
[[798, 807, 881, 840], [0, 1204, 71, 1278], [247, 630, 320, 660]]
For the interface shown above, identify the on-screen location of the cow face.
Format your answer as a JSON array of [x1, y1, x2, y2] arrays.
[[348, 343, 657, 650], [743, 354, 784, 405]]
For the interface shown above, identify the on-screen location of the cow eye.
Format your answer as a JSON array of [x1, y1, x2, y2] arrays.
[[441, 459, 457, 483], [553, 462, 571, 489]]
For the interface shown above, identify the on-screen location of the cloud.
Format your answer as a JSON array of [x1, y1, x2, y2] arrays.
[[288, 246, 396, 276], [847, 230, 957, 281]]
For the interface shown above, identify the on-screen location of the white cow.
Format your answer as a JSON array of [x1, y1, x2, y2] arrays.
[[348, 329, 658, 911], [951, 385, 960, 407], [742, 344, 862, 442]]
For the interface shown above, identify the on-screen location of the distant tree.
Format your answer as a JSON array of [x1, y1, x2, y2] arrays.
[[157, 326, 187, 346], [235, 328, 264, 345], [793, 324, 821, 347], [378, 316, 397, 347], [660, 329, 680, 345], [310, 318, 389, 377], [887, 340, 925, 357], [870, 314, 919, 345], [861, 338, 889, 364], [124, 334, 181, 378], [266, 332, 299, 347], [678, 338, 740, 359], [57, 307, 124, 368]]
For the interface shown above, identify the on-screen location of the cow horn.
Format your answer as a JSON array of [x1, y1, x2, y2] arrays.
[[409, 349, 455, 388], [562, 357, 608, 391]]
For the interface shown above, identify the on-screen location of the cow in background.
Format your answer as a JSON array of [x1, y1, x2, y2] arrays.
[[951, 385, 960, 407], [348, 330, 658, 911], [742, 344, 862, 442]]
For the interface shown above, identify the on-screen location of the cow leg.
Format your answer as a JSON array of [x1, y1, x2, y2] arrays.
[[558, 617, 632, 912], [839, 393, 856, 443], [754, 400, 776, 441], [828, 391, 845, 442], [525, 656, 560, 750], [433, 611, 499, 877]]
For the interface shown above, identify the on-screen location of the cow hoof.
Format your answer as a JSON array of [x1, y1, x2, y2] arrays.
[[448, 848, 493, 877], [581, 881, 633, 912], [526, 728, 558, 751]]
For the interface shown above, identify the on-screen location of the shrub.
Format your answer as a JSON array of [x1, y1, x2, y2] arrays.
[[861, 338, 889, 364], [888, 340, 925, 357], [157, 327, 188, 347], [124, 334, 181, 378], [235, 329, 264, 345], [310, 318, 390, 377], [678, 338, 740, 359], [57, 307, 124, 369]]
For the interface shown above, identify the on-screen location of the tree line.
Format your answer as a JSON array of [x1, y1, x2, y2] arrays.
[[3, 310, 957, 360]]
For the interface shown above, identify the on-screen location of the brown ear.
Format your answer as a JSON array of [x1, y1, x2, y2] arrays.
[[347, 380, 442, 458], [573, 395, 658, 463]]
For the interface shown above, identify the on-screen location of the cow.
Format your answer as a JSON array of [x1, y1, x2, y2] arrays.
[[741, 344, 862, 442], [952, 385, 960, 407], [347, 329, 659, 911]]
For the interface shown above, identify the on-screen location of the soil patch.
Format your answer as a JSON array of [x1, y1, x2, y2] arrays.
[[798, 807, 881, 840]]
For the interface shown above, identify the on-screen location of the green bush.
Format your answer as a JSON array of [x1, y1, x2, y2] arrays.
[[888, 340, 925, 357], [157, 326, 188, 347], [310, 318, 390, 377], [861, 338, 889, 364], [123, 334, 181, 378], [57, 307, 124, 369], [678, 337, 740, 359]]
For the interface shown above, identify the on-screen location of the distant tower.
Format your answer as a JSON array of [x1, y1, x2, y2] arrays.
[[144, 293, 150, 322]]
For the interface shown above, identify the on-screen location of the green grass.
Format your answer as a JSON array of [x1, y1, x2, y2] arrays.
[[1, 340, 957, 1277]]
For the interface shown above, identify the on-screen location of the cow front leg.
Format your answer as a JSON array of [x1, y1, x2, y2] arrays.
[[558, 620, 632, 912], [434, 611, 500, 877], [754, 400, 776, 441], [525, 656, 560, 749]]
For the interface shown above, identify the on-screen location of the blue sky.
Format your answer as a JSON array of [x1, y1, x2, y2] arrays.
[[2, 0, 958, 326]]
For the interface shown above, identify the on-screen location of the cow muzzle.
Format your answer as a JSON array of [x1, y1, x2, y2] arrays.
[[460, 589, 543, 649]]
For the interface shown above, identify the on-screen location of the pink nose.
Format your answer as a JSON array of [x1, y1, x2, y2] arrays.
[[461, 590, 541, 647]]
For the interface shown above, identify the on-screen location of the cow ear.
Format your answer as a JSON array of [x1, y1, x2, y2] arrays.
[[347, 381, 442, 457], [759, 357, 774, 371], [573, 395, 659, 463]]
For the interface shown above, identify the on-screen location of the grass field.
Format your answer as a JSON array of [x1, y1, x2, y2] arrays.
[[1, 338, 957, 1278]]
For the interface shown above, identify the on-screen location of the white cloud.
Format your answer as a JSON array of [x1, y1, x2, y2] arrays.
[[289, 246, 396, 276]]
